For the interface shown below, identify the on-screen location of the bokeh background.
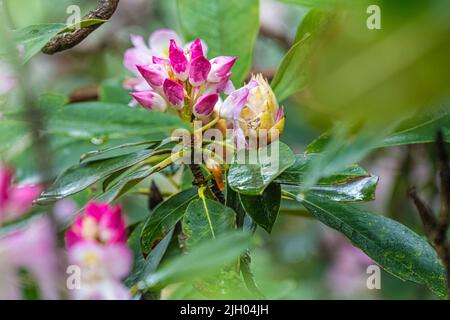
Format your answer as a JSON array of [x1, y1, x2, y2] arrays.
[[1, 0, 449, 299]]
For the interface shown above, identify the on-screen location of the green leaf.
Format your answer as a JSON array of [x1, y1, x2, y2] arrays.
[[177, 0, 260, 85], [126, 224, 173, 287], [276, 153, 378, 202], [141, 188, 198, 256], [38, 150, 154, 203], [96, 166, 155, 203], [379, 104, 450, 147], [239, 183, 281, 233], [285, 175, 378, 202], [182, 198, 236, 250], [300, 122, 396, 189], [305, 105, 450, 151], [228, 142, 295, 195], [271, 9, 331, 101], [13, 23, 66, 63], [137, 231, 252, 289], [40, 101, 185, 142], [79, 140, 160, 163], [276, 153, 370, 185], [300, 194, 447, 299]]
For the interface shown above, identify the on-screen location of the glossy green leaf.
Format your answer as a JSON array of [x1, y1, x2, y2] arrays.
[[271, 9, 331, 101], [126, 224, 173, 287], [285, 175, 378, 202], [96, 166, 155, 203], [38, 150, 154, 203], [13, 23, 66, 63], [177, 0, 260, 85], [300, 194, 447, 299], [276, 153, 370, 185], [239, 183, 281, 233], [41, 101, 184, 142], [137, 231, 251, 289], [379, 104, 450, 147], [182, 198, 236, 250], [228, 142, 295, 195], [141, 188, 198, 256], [79, 140, 159, 163], [300, 122, 396, 189], [306, 105, 450, 152]]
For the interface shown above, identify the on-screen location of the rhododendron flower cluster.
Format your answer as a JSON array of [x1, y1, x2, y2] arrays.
[[123, 29, 285, 150], [65, 202, 132, 300], [124, 29, 235, 120]]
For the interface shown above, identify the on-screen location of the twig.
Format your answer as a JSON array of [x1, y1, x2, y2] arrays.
[[409, 129, 450, 296], [259, 24, 292, 48], [42, 0, 120, 55], [437, 131, 450, 244], [148, 181, 164, 211], [240, 251, 266, 299], [69, 85, 99, 103]]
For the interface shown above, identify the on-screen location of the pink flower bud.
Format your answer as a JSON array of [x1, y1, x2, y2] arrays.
[[136, 64, 167, 88], [220, 80, 258, 120], [163, 79, 185, 109], [193, 93, 219, 118], [130, 91, 167, 112], [189, 38, 204, 61], [169, 40, 188, 81], [208, 56, 237, 83], [189, 56, 211, 87]]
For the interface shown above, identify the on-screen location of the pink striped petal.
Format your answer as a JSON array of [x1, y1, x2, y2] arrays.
[[193, 93, 219, 118], [220, 80, 258, 120], [189, 56, 211, 87], [130, 91, 167, 112], [189, 38, 204, 61], [163, 79, 185, 109], [152, 56, 170, 66], [136, 64, 167, 88], [169, 40, 188, 81], [208, 56, 237, 83]]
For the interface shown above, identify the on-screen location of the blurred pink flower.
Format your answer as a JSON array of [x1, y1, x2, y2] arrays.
[[53, 199, 78, 224], [67, 242, 132, 300], [65, 202, 127, 248], [323, 231, 373, 298], [65, 201, 132, 300], [0, 166, 42, 223], [0, 217, 60, 299], [0, 61, 16, 95]]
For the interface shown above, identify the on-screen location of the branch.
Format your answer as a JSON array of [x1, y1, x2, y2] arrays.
[[437, 130, 450, 245], [409, 187, 437, 238], [409, 129, 450, 296], [259, 24, 292, 48], [69, 85, 99, 103], [42, 0, 120, 55]]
